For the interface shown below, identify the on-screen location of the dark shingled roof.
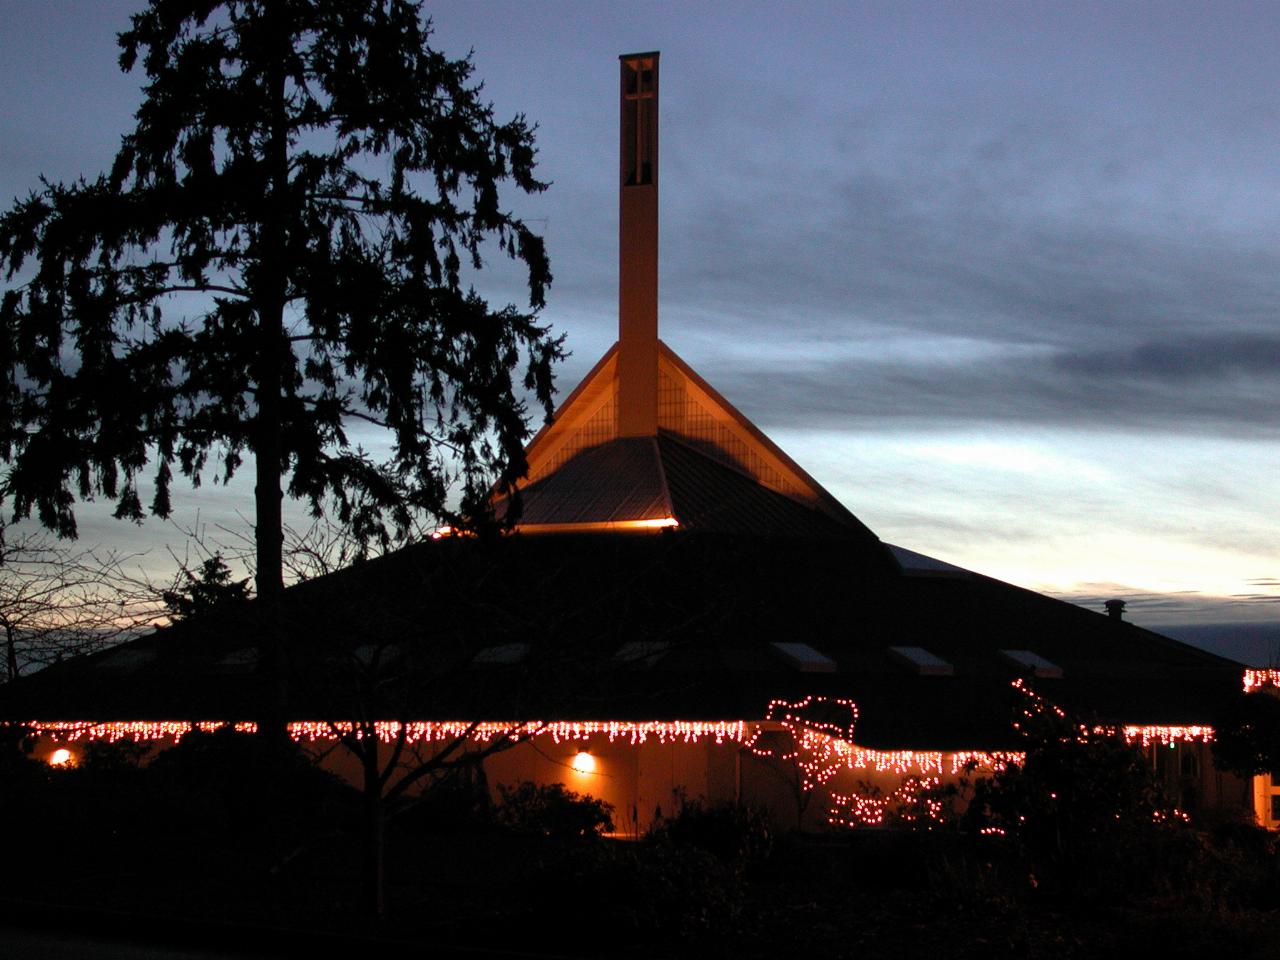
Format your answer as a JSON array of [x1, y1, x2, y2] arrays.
[[0, 530, 1243, 750], [511, 437, 670, 526], [505, 432, 865, 541]]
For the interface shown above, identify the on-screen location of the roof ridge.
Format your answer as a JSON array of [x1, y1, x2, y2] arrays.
[[649, 434, 677, 521]]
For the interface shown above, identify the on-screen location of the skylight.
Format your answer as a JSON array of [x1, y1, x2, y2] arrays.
[[771, 642, 838, 673], [472, 643, 530, 666], [613, 641, 670, 666], [95, 647, 156, 672], [888, 646, 954, 676], [353, 643, 402, 667], [1000, 649, 1064, 679]]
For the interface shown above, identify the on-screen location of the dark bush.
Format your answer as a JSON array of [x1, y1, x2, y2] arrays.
[[144, 728, 353, 850], [612, 839, 741, 941], [495, 781, 614, 838], [511, 832, 742, 947], [962, 685, 1169, 890], [392, 762, 494, 838], [78, 737, 151, 773], [50, 739, 153, 837], [0, 725, 50, 846], [648, 792, 773, 871], [1213, 691, 1280, 777], [953, 683, 1280, 910]]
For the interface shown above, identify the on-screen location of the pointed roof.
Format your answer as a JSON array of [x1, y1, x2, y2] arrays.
[[502, 341, 877, 541], [510, 433, 866, 540]]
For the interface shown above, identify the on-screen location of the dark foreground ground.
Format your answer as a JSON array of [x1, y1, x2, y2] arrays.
[[0, 921, 266, 960], [8, 732, 1280, 959], [8, 828, 1280, 960]]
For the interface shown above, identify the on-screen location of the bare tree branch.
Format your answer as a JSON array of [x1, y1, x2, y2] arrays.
[[0, 523, 166, 681]]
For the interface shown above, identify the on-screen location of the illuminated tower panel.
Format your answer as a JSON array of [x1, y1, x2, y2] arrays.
[[618, 52, 660, 437]]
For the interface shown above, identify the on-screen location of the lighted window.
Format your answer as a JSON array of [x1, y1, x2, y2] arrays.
[[887, 646, 954, 676]]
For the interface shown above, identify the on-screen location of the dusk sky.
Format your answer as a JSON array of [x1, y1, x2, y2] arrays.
[[0, 2, 1276, 661]]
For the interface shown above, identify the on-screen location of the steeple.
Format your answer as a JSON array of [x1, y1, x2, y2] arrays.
[[617, 52, 660, 437], [498, 53, 874, 540]]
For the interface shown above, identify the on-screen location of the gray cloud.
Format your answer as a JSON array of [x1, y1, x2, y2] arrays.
[[375, 9, 1280, 450], [1049, 582, 1280, 625], [1055, 333, 1280, 381], [639, 100, 1280, 438], [703, 336, 1280, 438]]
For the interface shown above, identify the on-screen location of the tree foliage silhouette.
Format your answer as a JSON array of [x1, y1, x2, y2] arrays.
[[1212, 691, 1280, 777], [0, 0, 562, 601], [162, 553, 251, 621]]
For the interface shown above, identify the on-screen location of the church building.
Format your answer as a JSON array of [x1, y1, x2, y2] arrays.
[[2, 53, 1253, 833]]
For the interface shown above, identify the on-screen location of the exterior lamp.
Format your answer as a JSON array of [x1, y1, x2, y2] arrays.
[[48, 748, 72, 767], [571, 750, 596, 775]]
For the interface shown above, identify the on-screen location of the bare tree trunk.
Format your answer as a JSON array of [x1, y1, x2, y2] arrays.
[[362, 742, 387, 923], [255, 5, 290, 741], [255, 2, 289, 605], [4, 622, 17, 682]]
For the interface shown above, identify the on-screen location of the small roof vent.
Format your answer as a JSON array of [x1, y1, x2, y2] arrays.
[[888, 646, 954, 676], [999, 649, 1064, 679], [771, 642, 838, 673]]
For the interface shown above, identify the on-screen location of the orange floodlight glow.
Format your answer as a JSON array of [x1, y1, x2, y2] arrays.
[[48, 748, 72, 766], [571, 750, 596, 774], [515, 517, 680, 535]]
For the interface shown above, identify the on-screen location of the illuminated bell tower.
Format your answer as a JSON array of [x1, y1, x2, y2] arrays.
[[617, 52, 660, 437]]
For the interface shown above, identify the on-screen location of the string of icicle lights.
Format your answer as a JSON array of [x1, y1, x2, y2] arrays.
[[743, 696, 1024, 787], [22, 696, 1212, 758], [24, 719, 751, 746], [1243, 669, 1280, 693], [1112, 724, 1214, 747], [27, 720, 259, 743], [27, 711, 1025, 783], [1009, 678, 1214, 748], [820, 683, 1217, 830], [22, 686, 1216, 833]]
